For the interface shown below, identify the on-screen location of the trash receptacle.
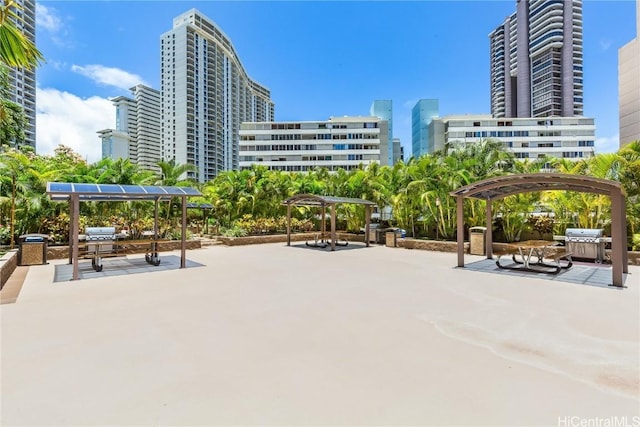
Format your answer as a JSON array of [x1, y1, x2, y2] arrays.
[[469, 226, 487, 255], [18, 234, 49, 266], [385, 228, 403, 247]]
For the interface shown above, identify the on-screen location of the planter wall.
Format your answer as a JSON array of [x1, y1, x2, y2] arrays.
[[218, 232, 366, 246], [46, 240, 202, 260], [0, 249, 18, 290], [398, 238, 640, 265]]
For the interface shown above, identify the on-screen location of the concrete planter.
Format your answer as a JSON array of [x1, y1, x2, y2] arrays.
[[0, 249, 18, 290], [398, 238, 640, 265], [217, 232, 367, 246], [46, 240, 202, 261]]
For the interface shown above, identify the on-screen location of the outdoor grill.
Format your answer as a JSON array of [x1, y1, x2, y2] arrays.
[[84, 227, 118, 254], [562, 228, 611, 263], [85, 226, 117, 242]]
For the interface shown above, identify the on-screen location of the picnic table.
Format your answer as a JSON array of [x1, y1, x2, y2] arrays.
[[493, 240, 573, 274]]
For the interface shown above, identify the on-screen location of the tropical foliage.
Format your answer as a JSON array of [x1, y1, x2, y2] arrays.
[[1, 140, 639, 249]]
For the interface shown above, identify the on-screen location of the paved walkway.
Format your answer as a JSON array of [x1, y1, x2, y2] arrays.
[[2, 243, 638, 426]]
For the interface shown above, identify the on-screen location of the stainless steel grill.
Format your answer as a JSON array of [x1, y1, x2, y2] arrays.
[[85, 226, 116, 241], [85, 227, 117, 254], [563, 228, 609, 263]]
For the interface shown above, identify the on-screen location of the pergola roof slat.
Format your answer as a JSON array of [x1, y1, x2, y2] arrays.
[[283, 194, 376, 207], [46, 182, 202, 201]]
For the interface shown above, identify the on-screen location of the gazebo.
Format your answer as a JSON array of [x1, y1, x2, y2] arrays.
[[450, 173, 629, 287], [282, 194, 376, 251], [46, 182, 202, 281]]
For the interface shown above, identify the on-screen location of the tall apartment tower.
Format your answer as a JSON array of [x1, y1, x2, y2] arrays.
[[161, 9, 275, 182], [618, 0, 640, 147], [97, 85, 161, 173], [411, 99, 439, 157], [370, 100, 394, 164], [489, 0, 584, 118], [6, 0, 36, 148]]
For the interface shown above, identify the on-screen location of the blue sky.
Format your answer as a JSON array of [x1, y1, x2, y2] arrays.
[[35, 0, 638, 163]]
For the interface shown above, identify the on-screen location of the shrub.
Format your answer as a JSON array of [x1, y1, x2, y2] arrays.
[[221, 225, 248, 238]]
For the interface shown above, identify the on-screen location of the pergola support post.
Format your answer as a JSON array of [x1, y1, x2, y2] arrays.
[[364, 205, 371, 247], [68, 196, 74, 265], [71, 194, 80, 281], [610, 188, 626, 286], [457, 195, 464, 267], [321, 205, 326, 241], [485, 199, 493, 259], [286, 204, 291, 246], [330, 203, 336, 251], [181, 196, 187, 269]]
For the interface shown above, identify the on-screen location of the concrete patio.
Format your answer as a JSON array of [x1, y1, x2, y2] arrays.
[[1, 243, 638, 426]]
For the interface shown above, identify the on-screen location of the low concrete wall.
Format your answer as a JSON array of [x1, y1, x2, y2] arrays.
[[398, 238, 469, 253], [218, 232, 367, 246], [398, 238, 640, 265], [47, 240, 202, 261], [0, 250, 18, 290]]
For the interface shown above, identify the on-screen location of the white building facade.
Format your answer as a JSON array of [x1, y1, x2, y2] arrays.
[[97, 85, 161, 173], [429, 115, 596, 160], [239, 117, 389, 172], [161, 9, 274, 183]]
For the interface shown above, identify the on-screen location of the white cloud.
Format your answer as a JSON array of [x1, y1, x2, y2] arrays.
[[36, 87, 114, 163], [595, 133, 620, 154], [35, 3, 62, 33], [71, 64, 147, 91]]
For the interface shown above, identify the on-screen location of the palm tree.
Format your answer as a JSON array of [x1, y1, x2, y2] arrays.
[[155, 158, 196, 187], [0, 64, 25, 145], [0, 0, 44, 127], [0, 0, 44, 70], [0, 148, 32, 247]]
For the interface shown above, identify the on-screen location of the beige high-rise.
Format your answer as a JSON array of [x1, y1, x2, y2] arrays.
[[618, 1, 640, 148]]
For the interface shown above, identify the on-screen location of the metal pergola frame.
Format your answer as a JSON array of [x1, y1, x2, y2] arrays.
[[46, 182, 202, 281], [282, 194, 376, 251], [450, 173, 629, 287], [187, 202, 214, 235]]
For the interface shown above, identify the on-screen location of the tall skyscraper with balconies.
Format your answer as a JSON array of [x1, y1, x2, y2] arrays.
[[6, 0, 36, 148], [97, 85, 161, 173], [161, 9, 274, 183], [489, 0, 584, 118]]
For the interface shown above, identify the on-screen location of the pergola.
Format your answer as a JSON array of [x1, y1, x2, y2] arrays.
[[282, 194, 376, 251], [46, 182, 202, 281], [450, 173, 629, 287], [186, 202, 214, 235]]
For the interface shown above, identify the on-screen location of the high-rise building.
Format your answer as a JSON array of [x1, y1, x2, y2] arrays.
[[97, 85, 161, 173], [428, 114, 595, 160], [391, 138, 403, 164], [489, 0, 584, 118], [370, 100, 393, 164], [619, 0, 640, 147], [161, 9, 274, 183], [6, 0, 36, 148], [411, 99, 439, 157], [239, 116, 389, 172]]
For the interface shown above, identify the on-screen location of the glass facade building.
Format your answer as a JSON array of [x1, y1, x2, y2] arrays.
[[411, 99, 439, 157]]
